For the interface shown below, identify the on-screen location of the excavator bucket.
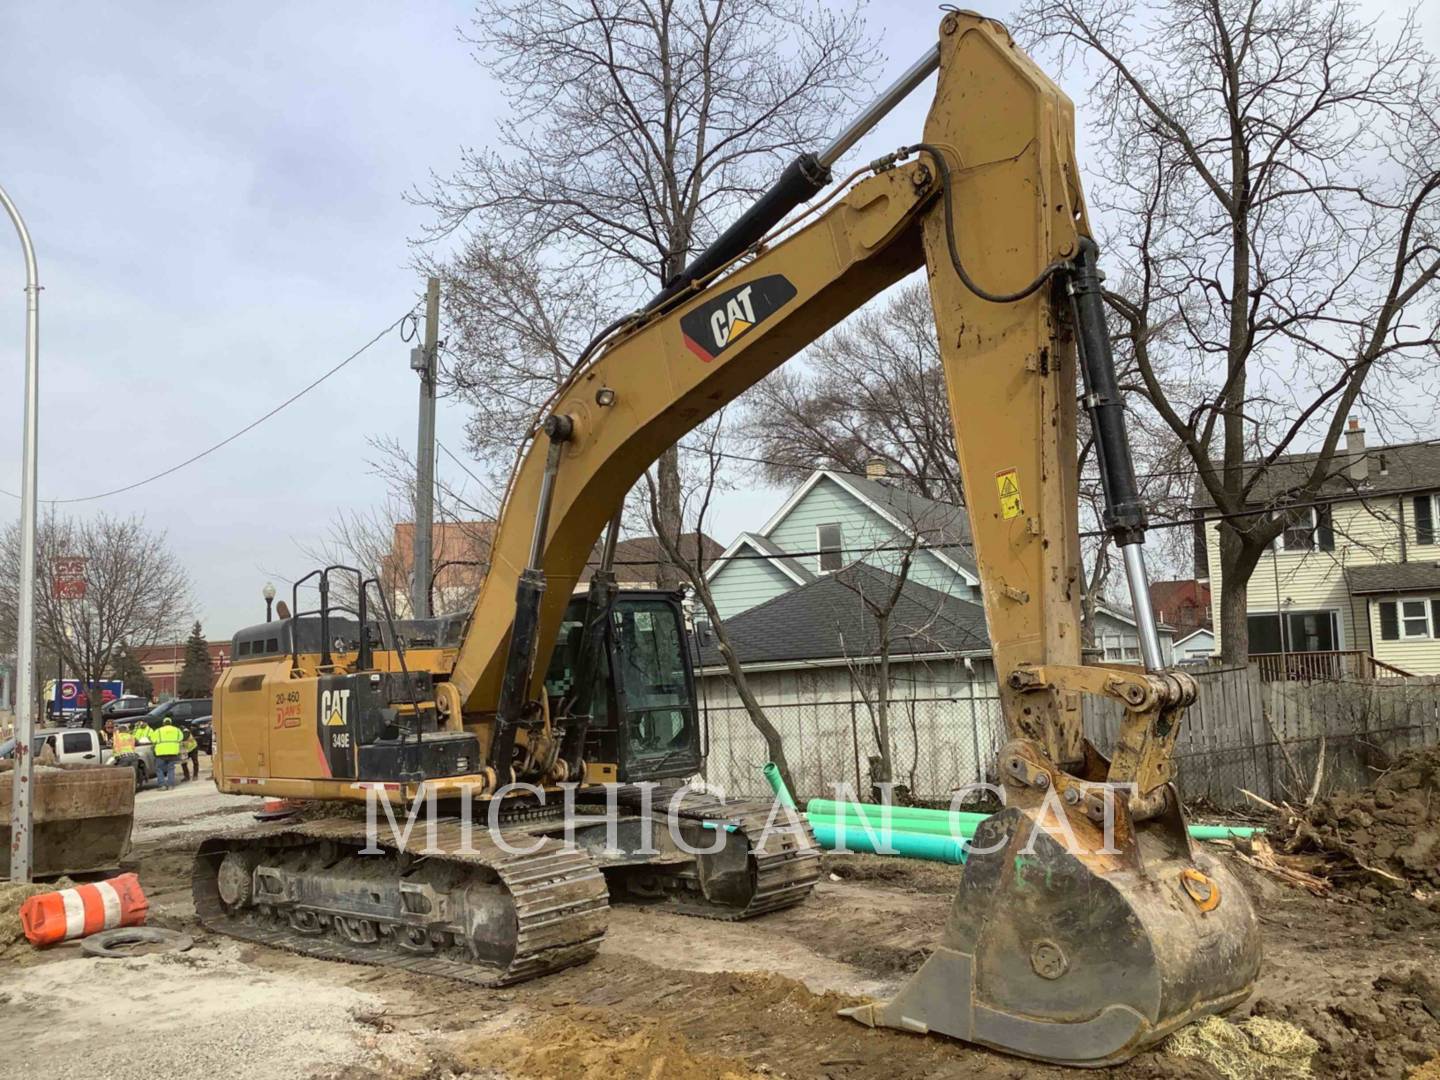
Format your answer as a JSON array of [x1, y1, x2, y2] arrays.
[[842, 800, 1262, 1067], [1, 764, 135, 879]]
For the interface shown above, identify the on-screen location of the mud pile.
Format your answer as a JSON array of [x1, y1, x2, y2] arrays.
[[1295, 746, 1440, 896], [1256, 969, 1440, 1080]]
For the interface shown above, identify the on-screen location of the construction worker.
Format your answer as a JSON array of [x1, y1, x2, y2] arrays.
[[180, 726, 200, 782], [132, 717, 156, 746], [112, 723, 137, 756], [100, 718, 116, 749], [152, 715, 185, 790]]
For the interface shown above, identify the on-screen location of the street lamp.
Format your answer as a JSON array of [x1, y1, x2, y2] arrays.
[[263, 582, 276, 623], [1, 180, 40, 883]]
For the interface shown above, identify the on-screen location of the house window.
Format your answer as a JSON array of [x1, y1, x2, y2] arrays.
[[1101, 634, 1141, 662], [1247, 610, 1339, 652], [1413, 496, 1436, 546], [1282, 506, 1334, 552], [1403, 599, 1431, 638], [1378, 599, 1437, 641], [816, 524, 843, 573]]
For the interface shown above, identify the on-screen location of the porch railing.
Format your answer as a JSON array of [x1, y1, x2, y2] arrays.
[[1251, 650, 1414, 681]]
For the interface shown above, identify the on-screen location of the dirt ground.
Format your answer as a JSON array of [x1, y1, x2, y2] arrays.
[[3, 768, 1440, 1080]]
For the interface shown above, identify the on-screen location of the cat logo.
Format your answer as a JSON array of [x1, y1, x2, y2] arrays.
[[680, 275, 798, 362], [320, 687, 351, 727]]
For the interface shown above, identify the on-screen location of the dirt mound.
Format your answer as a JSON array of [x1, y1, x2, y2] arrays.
[[1253, 968, 1440, 1079], [1293, 746, 1440, 899], [823, 851, 963, 894], [0, 882, 53, 950]]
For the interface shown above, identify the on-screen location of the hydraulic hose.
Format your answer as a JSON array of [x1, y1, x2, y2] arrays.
[[903, 142, 1067, 304]]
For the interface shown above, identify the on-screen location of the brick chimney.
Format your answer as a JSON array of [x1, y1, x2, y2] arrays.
[[865, 456, 888, 480], [1346, 416, 1368, 483]]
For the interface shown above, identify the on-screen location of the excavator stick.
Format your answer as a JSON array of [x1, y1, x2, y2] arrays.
[[839, 12, 1261, 1065]]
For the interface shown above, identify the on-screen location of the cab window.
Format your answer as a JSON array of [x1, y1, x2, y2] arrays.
[[611, 601, 694, 759], [544, 606, 610, 728]]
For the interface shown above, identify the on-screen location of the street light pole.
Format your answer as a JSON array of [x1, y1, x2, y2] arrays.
[[263, 582, 276, 623], [1, 180, 40, 882]]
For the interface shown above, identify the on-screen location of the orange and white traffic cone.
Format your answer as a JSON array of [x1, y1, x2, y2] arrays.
[[19, 873, 148, 946]]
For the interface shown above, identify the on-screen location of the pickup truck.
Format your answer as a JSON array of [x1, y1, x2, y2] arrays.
[[1, 727, 158, 791]]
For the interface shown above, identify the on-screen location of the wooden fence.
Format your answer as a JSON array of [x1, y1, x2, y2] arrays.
[[1085, 664, 1440, 809]]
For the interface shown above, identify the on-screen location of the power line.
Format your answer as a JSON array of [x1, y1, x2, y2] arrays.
[[680, 434, 1440, 489], [436, 439, 501, 501], [1, 312, 410, 505]]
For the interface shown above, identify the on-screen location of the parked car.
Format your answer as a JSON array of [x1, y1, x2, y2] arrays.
[[129, 698, 213, 756], [0, 727, 107, 766], [0, 726, 157, 791], [102, 696, 153, 721]]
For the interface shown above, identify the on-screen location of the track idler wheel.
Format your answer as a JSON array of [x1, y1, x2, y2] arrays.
[[841, 802, 1262, 1067]]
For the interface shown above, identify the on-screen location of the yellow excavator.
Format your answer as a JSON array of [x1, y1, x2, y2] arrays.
[[197, 12, 1260, 1067]]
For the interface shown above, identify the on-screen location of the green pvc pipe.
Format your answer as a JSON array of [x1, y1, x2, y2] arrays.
[[812, 810, 1260, 844], [807, 798, 989, 827], [762, 762, 795, 809], [1188, 824, 1262, 841], [810, 821, 967, 864], [808, 811, 978, 839]]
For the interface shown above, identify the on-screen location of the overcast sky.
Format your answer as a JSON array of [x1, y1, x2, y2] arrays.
[[1, 1, 1433, 642]]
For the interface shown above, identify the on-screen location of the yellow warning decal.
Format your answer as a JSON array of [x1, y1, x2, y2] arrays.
[[995, 468, 1023, 520]]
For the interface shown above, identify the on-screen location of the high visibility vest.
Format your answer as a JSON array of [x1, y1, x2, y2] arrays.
[[113, 730, 136, 754], [133, 723, 154, 743], [182, 733, 197, 754], [153, 724, 184, 757]]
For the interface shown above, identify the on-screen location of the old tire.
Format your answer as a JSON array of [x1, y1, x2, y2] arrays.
[[82, 927, 193, 958]]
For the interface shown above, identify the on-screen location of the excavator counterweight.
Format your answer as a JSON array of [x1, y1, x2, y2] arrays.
[[199, 10, 1258, 1068]]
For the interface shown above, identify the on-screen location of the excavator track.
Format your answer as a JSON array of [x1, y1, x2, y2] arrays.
[[193, 816, 608, 986], [605, 786, 821, 920]]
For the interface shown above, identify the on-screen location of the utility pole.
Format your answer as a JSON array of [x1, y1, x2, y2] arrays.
[[1, 180, 40, 882], [410, 277, 440, 619]]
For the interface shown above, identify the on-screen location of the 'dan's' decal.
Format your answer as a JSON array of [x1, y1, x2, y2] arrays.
[[680, 275, 798, 362]]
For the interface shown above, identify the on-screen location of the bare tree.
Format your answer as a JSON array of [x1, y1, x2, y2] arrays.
[[641, 416, 800, 796], [297, 437, 497, 618], [1016, 0, 1440, 661], [413, 0, 880, 586], [744, 283, 962, 504], [432, 248, 614, 481], [829, 538, 923, 795], [0, 514, 190, 726]]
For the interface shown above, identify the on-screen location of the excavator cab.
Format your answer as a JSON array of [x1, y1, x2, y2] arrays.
[[544, 590, 702, 784]]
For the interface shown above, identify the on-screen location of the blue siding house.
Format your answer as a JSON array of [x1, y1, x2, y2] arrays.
[[707, 468, 979, 619]]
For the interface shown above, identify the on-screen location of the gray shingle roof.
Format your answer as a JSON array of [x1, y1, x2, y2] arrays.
[[831, 472, 977, 576], [698, 562, 989, 668], [1346, 562, 1440, 595], [1190, 438, 1440, 510]]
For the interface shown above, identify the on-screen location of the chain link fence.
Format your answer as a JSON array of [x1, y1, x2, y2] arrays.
[[700, 666, 1440, 809], [700, 692, 1009, 803]]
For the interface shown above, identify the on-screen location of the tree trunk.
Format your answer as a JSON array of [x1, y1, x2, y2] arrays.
[[691, 572, 796, 797], [654, 446, 684, 590], [716, 634, 797, 799], [871, 647, 893, 790], [1217, 524, 1266, 665]]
